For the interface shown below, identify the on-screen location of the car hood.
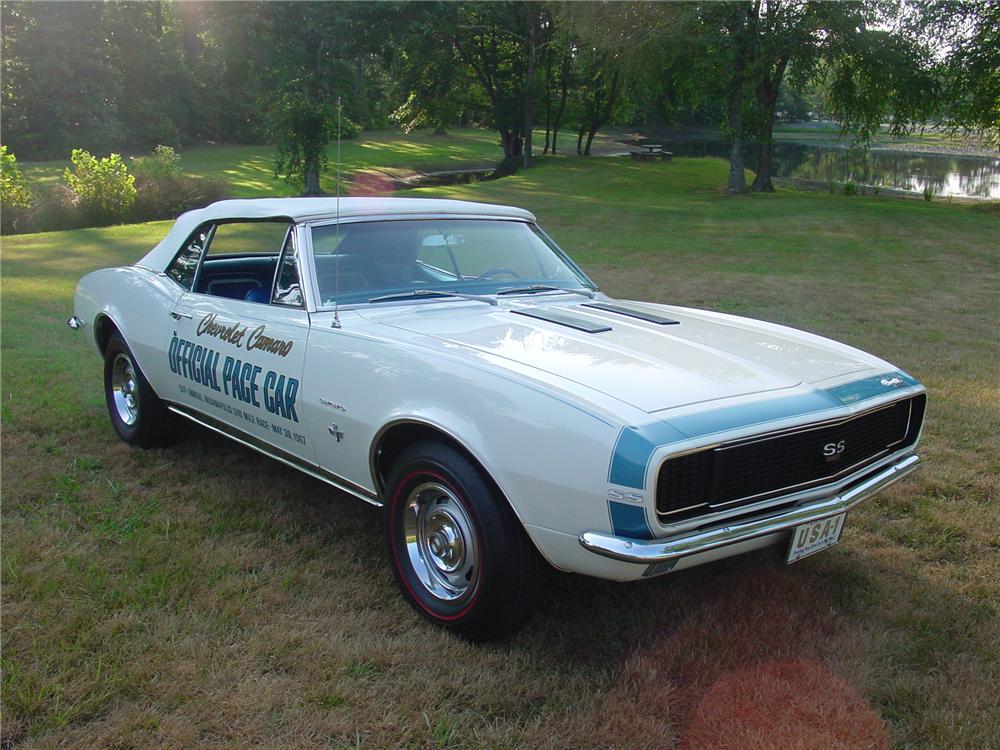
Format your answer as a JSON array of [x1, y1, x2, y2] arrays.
[[372, 298, 884, 414]]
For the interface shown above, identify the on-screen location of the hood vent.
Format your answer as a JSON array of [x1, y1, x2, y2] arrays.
[[511, 308, 612, 334], [582, 302, 680, 325]]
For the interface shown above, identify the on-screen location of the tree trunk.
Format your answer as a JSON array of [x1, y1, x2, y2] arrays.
[[727, 105, 747, 194], [522, 4, 537, 168], [751, 118, 776, 192], [583, 70, 621, 156], [751, 57, 788, 193], [551, 54, 570, 155], [542, 51, 553, 154], [725, 3, 756, 195], [576, 126, 585, 156], [304, 159, 321, 196], [726, 32, 748, 194], [500, 129, 523, 161]]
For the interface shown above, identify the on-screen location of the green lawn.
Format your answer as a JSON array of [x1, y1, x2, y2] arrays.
[[2, 156, 998, 748], [19, 127, 506, 198]]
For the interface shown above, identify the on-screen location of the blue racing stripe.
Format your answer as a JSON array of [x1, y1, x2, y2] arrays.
[[608, 421, 688, 488], [825, 370, 918, 405], [608, 500, 654, 540], [608, 370, 920, 491]]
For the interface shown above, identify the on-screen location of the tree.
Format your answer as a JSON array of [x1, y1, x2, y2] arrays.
[[386, 4, 476, 135], [0, 2, 121, 158], [449, 2, 537, 165], [557, 1, 696, 157], [699, 1, 938, 193], [572, 49, 626, 156], [915, 0, 1000, 146], [706, 1, 761, 194], [253, 2, 364, 195], [822, 20, 939, 145]]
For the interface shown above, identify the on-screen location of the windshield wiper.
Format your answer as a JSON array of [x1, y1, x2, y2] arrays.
[[367, 289, 498, 305], [496, 285, 596, 299]]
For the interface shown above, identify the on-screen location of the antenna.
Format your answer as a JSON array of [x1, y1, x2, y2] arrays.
[[332, 96, 343, 329]]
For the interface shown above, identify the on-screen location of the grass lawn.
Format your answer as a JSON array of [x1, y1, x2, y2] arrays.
[[19, 127, 506, 198], [2, 155, 998, 748]]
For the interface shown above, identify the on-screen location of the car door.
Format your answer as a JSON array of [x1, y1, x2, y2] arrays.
[[164, 221, 317, 464]]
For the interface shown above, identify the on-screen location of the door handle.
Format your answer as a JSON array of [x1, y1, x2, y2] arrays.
[[169, 311, 193, 320]]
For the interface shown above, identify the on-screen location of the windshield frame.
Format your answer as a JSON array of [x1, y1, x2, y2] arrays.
[[302, 216, 598, 310]]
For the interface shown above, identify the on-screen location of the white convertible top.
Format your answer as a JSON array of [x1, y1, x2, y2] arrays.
[[136, 197, 536, 271]]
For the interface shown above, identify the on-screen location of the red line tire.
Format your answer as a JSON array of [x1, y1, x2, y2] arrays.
[[103, 332, 174, 448], [384, 441, 546, 641]]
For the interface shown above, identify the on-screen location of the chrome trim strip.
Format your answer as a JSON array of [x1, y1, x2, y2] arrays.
[[580, 453, 920, 564], [167, 405, 382, 507], [655, 397, 916, 519]]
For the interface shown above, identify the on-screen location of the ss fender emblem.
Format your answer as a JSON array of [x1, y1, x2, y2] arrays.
[[609, 489, 644, 504], [823, 440, 846, 460]]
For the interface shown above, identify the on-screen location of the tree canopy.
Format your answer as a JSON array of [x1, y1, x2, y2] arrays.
[[2, 1, 993, 193]]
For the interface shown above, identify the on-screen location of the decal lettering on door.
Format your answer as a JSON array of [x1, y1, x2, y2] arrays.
[[168, 332, 299, 423], [196, 313, 293, 356]]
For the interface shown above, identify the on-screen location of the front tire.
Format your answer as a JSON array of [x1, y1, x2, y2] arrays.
[[384, 441, 546, 641], [103, 332, 173, 447]]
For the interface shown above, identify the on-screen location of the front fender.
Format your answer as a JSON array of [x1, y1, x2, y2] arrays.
[[73, 266, 180, 393]]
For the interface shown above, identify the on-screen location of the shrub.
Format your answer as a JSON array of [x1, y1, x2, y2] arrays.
[[1, 146, 32, 208], [130, 173, 228, 222], [2, 145, 229, 235], [843, 181, 857, 196], [64, 149, 136, 225], [131, 145, 182, 181], [28, 185, 85, 232], [1, 145, 33, 233], [922, 184, 935, 202]]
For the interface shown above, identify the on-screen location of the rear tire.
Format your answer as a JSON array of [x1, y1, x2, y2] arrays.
[[103, 332, 173, 447], [384, 441, 546, 641]]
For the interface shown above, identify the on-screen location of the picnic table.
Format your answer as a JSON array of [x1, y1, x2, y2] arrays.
[[629, 143, 673, 161]]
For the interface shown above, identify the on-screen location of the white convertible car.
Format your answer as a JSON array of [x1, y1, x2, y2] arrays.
[[71, 197, 925, 640]]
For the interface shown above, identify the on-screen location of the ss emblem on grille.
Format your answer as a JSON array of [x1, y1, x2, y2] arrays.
[[823, 440, 846, 460]]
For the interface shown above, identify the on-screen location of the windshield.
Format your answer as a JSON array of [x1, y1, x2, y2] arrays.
[[310, 219, 595, 306]]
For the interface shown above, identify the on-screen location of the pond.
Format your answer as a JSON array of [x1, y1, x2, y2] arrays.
[[658, 138, 1000, 199]]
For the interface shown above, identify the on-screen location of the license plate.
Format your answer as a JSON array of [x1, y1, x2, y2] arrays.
[[787, 513, 846, 563]]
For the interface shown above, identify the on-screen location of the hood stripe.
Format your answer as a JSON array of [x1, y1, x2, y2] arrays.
[[608, 370, 920, 491]]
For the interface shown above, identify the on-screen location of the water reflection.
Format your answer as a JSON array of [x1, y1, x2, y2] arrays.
[[664, 138, 1000, 199]]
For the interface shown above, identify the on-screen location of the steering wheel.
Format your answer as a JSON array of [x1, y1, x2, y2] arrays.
[[477, 268, 521, 280]]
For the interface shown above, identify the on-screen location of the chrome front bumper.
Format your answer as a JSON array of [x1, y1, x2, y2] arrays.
[[579, 453, 920, 568]]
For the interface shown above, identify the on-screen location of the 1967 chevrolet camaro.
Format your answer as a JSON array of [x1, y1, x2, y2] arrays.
[[70, 197, 925, 640]]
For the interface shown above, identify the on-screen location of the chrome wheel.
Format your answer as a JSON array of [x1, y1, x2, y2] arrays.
[[111, 353, 140, 426], [403, 481, 479, 604]]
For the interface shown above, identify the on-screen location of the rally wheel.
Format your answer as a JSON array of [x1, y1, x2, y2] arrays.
[[103, 332, 173, 447], [384, 441, 545, 641]]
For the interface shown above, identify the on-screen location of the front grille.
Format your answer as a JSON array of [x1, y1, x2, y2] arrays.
[[656, 394, 925, 521]]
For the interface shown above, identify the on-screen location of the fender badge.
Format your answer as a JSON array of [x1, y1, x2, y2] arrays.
[[609, 489, 644, 504], [328, 423, 344, 442]]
